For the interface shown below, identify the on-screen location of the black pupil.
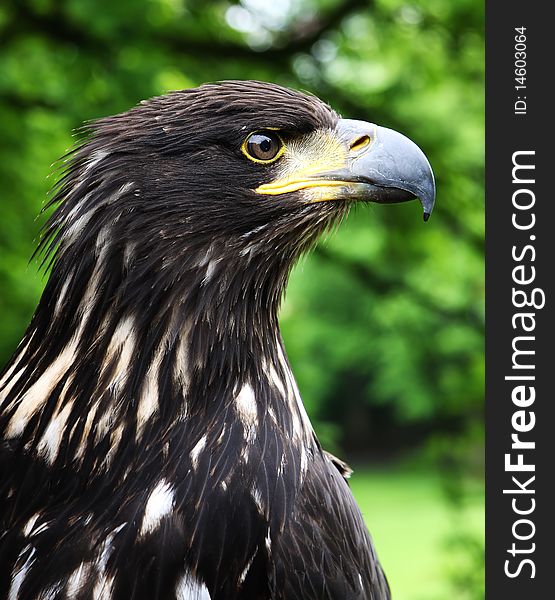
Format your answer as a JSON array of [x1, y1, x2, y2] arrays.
[[248, 132, 279, 160], [260, 138, 271, 152]]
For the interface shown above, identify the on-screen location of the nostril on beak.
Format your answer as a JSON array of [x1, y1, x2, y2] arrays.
[[350, 135, 371, 153]]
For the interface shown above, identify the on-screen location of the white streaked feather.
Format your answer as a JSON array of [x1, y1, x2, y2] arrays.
[[235, 383, 257, 426], [23, 513, 40, 537], [102, 316, 136, 394], [92, 573, 115, 600], [66, 562, 92, 597], [190, 435, 207, 469], [0, 336, 33, 406], [8, 546, 36, 600], [140, 480, 174, 536], [6, 340, 77, 438], [175, 572, 211, 600], [136, 344, 164, 436], [36, 400, 74, 463], [238, 551, 256, 584]]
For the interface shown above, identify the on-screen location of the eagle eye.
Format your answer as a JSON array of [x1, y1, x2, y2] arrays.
[[242, 130, 284, 163]]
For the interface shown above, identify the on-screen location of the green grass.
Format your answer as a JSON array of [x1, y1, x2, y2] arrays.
[[349, 465, 484, 600]]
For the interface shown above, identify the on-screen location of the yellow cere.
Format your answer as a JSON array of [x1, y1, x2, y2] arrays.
[[255, 129, 349, 199]]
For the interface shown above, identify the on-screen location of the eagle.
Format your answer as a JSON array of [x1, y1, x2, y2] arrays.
[[0, 81, 435, 600]]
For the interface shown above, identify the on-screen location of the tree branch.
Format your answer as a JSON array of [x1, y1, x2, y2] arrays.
[[3, 0, 370, 65]]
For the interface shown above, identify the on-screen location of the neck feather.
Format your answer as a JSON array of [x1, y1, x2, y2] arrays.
[[0, 223, 315, 473]]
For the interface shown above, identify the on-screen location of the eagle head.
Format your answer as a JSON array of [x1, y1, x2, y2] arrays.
[[45, 81, 434, 295]]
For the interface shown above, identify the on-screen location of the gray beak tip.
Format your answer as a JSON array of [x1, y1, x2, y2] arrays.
[[420, 178, 436, 222], [419, 184, 436, 222]]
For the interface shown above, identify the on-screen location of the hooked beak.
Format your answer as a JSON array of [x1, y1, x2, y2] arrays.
[[256, 118, 436, 221]]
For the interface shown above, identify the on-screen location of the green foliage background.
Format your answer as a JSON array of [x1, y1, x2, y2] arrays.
[[0, 0, 484, 598]]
